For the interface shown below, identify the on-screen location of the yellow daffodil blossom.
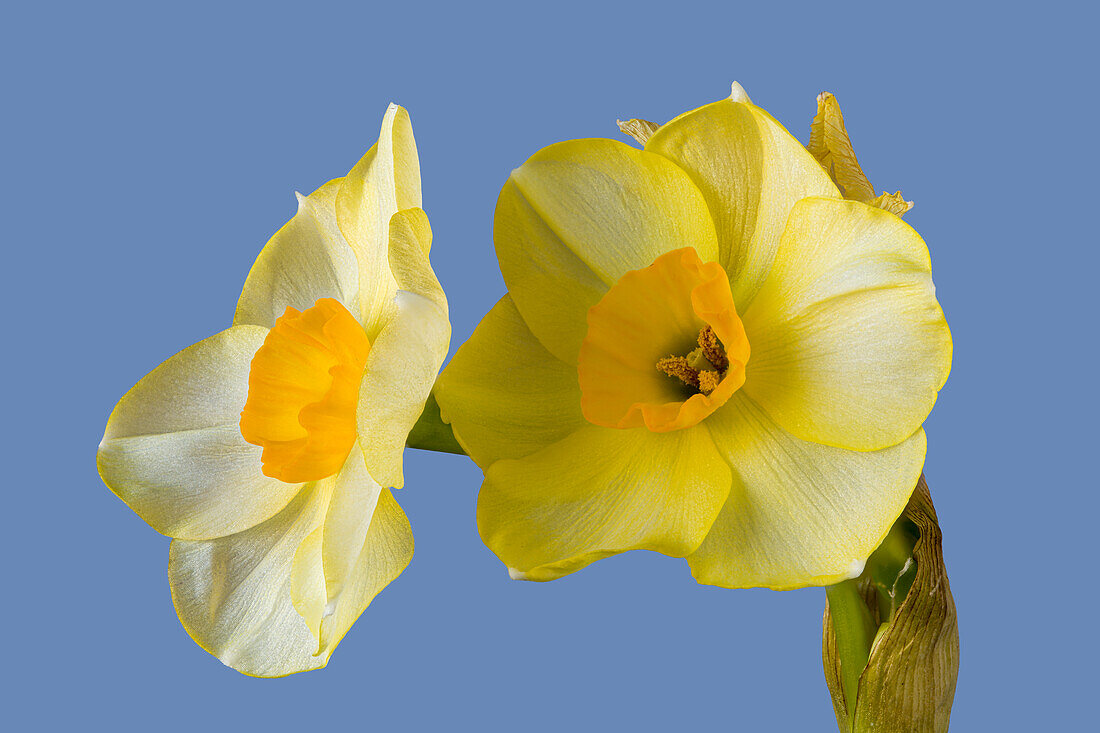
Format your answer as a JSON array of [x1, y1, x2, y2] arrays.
[[435, 84, 951, 589], [97, 104, 449, 676]]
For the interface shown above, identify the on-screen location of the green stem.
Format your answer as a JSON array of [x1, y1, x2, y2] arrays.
[[405, 392, 466, 455], [826, 579, 876, 727], [866, 517, 919, 623]]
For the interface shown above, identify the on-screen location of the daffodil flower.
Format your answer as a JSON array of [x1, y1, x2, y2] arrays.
[[435, 85, 951, 588], [97, 105, 449, 676]]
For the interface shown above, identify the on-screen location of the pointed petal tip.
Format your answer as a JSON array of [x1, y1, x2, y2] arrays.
[[507, 567, 530, 581], [730, 81, 752, 104]]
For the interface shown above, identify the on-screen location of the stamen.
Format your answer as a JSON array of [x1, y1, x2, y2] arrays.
[[656, 325, 730, 396], [656, 356, 700, 388], [577, 246, 749, 432], [697, 370, 721, 395], [698, 325, 729, 371]]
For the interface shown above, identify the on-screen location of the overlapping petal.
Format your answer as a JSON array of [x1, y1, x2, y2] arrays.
[[292, 446, 414, 657], [478, 425, 731, 581], [170, 446, 414, 677], [646, 98, 839, 309], [98, 326, 304, 540], [169, 481, 331, 677], [741, 197, 952, 451], [317, 484, 412, 655], [356, 208, 450, 489], [435, 295, 585, 466], [495, 138, 719, 363], [336, 104, 422, 336], [688, 394, 927, 590], [234, 179, 360, 328]]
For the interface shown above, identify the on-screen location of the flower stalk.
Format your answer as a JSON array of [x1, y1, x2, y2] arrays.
[[406, 392, 466, 455]]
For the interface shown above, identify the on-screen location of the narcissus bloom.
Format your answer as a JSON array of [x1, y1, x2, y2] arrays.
[[436, 86, 951, 588], [97, 105, 449, 676]]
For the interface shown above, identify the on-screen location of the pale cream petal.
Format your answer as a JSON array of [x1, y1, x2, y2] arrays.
[[478, 425, 731, 581], [688, 394, 926, 590], [646, 98, 839, 309], [435, 295, 585, 467], [169, 482, 333, 677], [355, 208, 450, 489], [336, 104, 422, 336], [317, 485, 413, 655], [286, 446, 414, 657], [234, 179, 360, 328], [98, 326, 303, 540], [319, 446, 382, 607], [384, 207, 446, 311], [290, 524, 326, 643], [741, 197, 952, 451], [496, 138, 719, 363]]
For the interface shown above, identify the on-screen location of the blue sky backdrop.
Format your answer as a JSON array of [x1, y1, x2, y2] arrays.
[[4, 1, 1093, 729]]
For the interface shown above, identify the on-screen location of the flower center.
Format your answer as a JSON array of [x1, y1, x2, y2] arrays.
[[240, 298, 371, 482], [577, 247, 750, 432], [655, 324, 730, 395]]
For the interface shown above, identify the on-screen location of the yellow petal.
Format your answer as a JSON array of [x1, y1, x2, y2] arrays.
[[336, 104, 422, 336], [493, 178, 607, 364], [478, 424, 731, 581], [234, 179, 360, 328], [496, 138, 719, 363], [169, 481, 332, 677], [687, 394, 926, 590], [356, 208, 450, 489], [741, 197, 951, 451], [646, 98, 839, 309], [97, 326, 304, 540], [435, 295, 585, 467]]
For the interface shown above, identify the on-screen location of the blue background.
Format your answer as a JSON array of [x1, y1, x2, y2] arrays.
[[6, 1, 1093, 729]]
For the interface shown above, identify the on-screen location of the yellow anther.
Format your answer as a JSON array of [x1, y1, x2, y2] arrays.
[[697, 370, 720, 395], [656, 355, 700, 388], [698, 325, 729, 371], [656, 325, 730, 395], [578, 247, 750, 432]]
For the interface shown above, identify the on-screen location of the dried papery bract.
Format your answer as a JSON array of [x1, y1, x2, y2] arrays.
[[808, 91, 914, 217], [617, 118, 660, 145], [823, 476, 959, 732]]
